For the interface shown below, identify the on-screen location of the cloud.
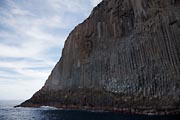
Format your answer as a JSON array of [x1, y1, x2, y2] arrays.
[[0, 79, 45, 100], [0, 0, 102, 100]]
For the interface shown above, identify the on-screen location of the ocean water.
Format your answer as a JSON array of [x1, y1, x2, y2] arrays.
[[0, 100, 179, 120]]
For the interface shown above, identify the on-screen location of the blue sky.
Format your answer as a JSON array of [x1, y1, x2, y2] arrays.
[[0, 0, 102, 100]]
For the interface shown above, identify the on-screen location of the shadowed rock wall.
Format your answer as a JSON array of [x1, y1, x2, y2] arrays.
[[20, 0, 180, 112]]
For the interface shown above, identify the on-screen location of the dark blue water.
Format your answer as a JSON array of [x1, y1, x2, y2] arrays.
[[0, 100, 179, 120]]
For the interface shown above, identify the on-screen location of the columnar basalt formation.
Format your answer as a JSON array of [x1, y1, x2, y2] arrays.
[[18, 0, 180, 114]]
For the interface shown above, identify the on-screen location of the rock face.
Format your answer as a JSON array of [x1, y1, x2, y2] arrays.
[[19, 0, 180, 114]]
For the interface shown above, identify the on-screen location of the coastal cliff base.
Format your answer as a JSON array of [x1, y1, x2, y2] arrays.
[[17, 88, 180, 115]]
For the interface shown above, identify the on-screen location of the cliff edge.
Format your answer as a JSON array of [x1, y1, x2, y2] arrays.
[[18, 0, 180, 115]]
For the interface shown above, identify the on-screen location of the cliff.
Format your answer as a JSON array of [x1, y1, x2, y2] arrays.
[[18, 0, 180, 115]]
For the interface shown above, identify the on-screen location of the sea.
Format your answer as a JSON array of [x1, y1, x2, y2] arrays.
[[0, 100, 179, 120]]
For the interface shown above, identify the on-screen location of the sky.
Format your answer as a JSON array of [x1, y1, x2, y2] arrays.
[[0, 0, 102, 100]]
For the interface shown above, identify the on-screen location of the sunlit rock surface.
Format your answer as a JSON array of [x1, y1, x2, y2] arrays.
[[19, 0, 180, 114]]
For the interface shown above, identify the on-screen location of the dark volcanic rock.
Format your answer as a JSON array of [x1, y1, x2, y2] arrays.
[[19, 0, 180, 114]]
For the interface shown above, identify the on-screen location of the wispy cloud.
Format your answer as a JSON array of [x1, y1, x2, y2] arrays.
[[0, 0, 102, 100]]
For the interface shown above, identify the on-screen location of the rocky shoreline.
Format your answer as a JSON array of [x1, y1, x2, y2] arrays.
[[15, 88, 180, 115]]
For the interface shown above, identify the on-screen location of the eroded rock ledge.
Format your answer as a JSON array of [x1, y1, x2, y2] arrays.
[[17, 88, 180, 115], [18, 0, 180, 115]]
